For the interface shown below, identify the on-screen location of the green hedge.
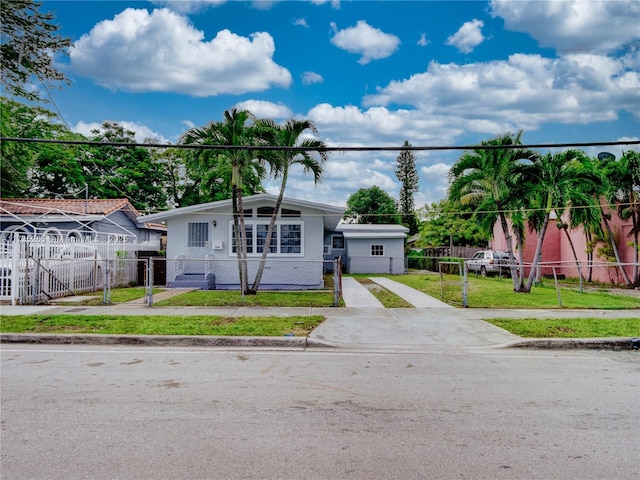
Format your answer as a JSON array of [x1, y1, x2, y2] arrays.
[[407, 256, 464, 273]]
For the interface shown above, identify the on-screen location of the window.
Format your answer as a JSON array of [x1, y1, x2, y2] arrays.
[[256, 224, 277, 253], [229, 221, 303, 255], [371, 244, 384, 256], [231, 225, 254, 254], [280, 224, 301, 253], [188, 222, 208, 247], [323, 245, 330, 255], [332, 235, 344, 249], [281, 208, 301, 218]]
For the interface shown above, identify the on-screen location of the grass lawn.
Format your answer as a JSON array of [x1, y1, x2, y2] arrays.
[[154, 290, 339, 307], [64, 287, 165, 306], [354, 278, 413, 308], [486, 317, 640, 338], [389, 273, 640, 309], [0, 314, 324, 336]]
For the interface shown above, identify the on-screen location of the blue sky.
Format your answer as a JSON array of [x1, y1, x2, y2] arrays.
[[41, 0, 640, 208]]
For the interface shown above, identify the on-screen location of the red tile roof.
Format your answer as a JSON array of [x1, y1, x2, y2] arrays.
[[0, 198, 136, 216]]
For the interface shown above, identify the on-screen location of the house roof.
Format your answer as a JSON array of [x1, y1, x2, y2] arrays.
[[0, 198, 165, 231], [138, 194, 346, 230], [336, 223, 409, 239], [0, 198, 132, 216]]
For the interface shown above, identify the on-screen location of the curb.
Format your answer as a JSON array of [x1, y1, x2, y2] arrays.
[[0, 333, 332, 349], [504, 337, 639, 351]]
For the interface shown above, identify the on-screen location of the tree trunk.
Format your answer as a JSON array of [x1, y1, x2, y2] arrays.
[[251, 170, 288, 292], [231, 184, 245, 294], [561, 225, 584, 281], [514, 225, 525, 291], [600, 207, 632, 286], [524, 212, 550, 293], [236, 188, 252, 294], [497, 208, 521, 292]]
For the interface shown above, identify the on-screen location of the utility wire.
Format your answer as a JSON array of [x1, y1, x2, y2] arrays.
[[1, 137, 638, 152]]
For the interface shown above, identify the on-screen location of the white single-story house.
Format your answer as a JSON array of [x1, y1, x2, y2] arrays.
[[138, 194, 345, 289], [336, 223, 409, 274], [137, 194, 409, 289]]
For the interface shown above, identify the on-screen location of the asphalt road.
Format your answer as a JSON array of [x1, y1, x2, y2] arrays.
[[1, 345, 639, 480]]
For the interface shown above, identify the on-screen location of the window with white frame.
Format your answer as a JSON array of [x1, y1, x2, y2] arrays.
[[230, 221, 303, 255], [371, 244, 384, 256], [188, 222, 209, 247], [231, 225, 254, 254]]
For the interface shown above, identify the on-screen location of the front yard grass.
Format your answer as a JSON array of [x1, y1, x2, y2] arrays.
[[486, 317, 640, 338], [154, 290, 339, 307], [354, 278, 413, 308], [388, 273, 640, 309], [67, 287, 164, 305], [0, 314, 324, 336]]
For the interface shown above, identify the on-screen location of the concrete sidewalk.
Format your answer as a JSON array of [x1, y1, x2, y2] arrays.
[[1, 303, 637, 351], [368, 277, 454, 308]]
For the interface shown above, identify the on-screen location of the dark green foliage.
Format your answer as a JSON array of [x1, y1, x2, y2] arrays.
[[417, 199, 490, 247], [83, 122, 169, 212], [344, 186, 401, 224], [395, 140, 419, 234], [1, 0, 71, 101]]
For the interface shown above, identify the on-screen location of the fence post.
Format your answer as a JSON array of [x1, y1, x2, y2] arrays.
[[552, 266, 562, 307], [147, 258, 153, 306], [333, 257, 340, 307], [462, 263, 468, 308], [103, 259, 110, 305], [578, 263, 583, 293]]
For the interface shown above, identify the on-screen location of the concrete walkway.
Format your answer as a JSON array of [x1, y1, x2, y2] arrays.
[[340, 277, 384, 308]]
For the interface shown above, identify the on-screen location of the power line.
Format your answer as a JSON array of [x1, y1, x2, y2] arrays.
[[1, 137, 638, 152]]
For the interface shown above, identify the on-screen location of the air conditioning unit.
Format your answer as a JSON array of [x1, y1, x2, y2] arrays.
[[212, 242, 224, 250]]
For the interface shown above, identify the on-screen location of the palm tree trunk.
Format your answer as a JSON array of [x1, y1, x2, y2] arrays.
[[251, 170, 288, 292], [600, 206, 632, 286], [498, 208, 521, 292], [231, 185, 245, 293], [236, 188, 251, 294], [561, 225, 584, 281], [525, 212, 550, 293]]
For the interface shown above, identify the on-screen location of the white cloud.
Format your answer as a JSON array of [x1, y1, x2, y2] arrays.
[[446, 19, 485, 54], [310, 0, 340, 9], [151, 0, 226, 14], [363, 53, 640, 131], [301, 71, 324, 85], [417, 33, 429, 47], [490, 0, 640, 54], [70, 8, 292, 96], [293, 17, 309, 28], [72, 120, 169, 144], [233, 100, 292, 119], [420, 163, 451, 204], [330, 20, 400, 64]]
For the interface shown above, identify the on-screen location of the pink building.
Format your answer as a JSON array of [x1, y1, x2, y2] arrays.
[[491, 209, 638, 284]]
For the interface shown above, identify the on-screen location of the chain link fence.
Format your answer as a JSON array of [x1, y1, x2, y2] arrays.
[[423, 259, 640, 308], [1, 254, 343, 307]]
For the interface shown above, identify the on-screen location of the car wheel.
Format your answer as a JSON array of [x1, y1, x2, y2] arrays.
[[480, 266, 487, 277]]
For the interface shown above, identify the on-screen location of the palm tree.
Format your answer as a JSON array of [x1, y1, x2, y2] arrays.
[[181, 109, 273, 293], [602, 150, 640, 286], [516, 149, 597, 292], [448, 131, 537, 292], [250, 119, 328, 292]]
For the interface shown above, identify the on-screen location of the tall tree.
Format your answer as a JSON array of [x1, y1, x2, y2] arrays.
[[448, 131, 537, 292], [417, 199, 491, 247], [0, 96, 82, 197], [181, 109, 273, 294], [516, 149, 597, 292], [1, 0, 71, 101], [599, 150, 640, 286], [344, 186, 400, 224], [83, 122, 168, 212], [395, 140, 419, 234], [251, 118, 327, 292]]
